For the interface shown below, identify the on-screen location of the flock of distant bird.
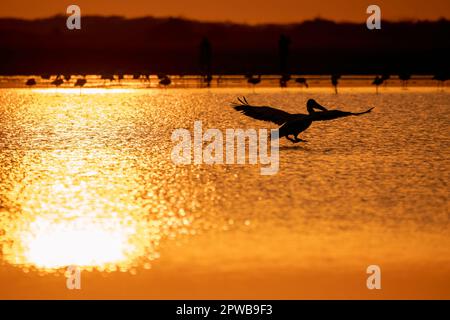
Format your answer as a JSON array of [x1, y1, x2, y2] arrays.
[[26, 75, 87, 89], [24, 73, 173, 90], [25, 72, 448, 93], [244, 73, 448, 93]]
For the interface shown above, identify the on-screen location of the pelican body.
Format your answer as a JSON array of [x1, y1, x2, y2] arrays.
[[232, 97, 374, 143]]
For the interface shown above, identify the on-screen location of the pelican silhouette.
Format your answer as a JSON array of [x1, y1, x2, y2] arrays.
[[232, 97, 373, 143]]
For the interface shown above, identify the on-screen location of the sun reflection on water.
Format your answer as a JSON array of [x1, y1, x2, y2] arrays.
[[1, 148, 169, 272], [0, 92, 192, 273], [18, 216, 136, 269]]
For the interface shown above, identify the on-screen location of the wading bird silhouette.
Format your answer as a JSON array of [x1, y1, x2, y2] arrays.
[[372, 75, 384, 94], [279, 74, 291, 88], [203, 74, 213, 88], [381, 74, 390, 87], [74, 78, 87, 87], [101, 73, 115, 84], [246, 74, 261, 87], [295, 77, 309, 88], [399, 73, 411, 88], [331, 74, 340, 94], [51, 76, 64, 87], [232, 97, 374, 143], [74, 78, 87, 94], [158, 74, 171, 87], [432, 72, 448, 89], [25, 78, 36, 87]]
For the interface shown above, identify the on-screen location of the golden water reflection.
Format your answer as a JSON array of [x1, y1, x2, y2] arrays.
[[0, 90, 198, 273], [1, 147, 184, 273], [1, 88, 448, 296]]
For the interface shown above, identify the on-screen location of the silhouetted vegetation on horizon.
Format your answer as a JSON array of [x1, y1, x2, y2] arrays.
[[0, 16, 448, 75]]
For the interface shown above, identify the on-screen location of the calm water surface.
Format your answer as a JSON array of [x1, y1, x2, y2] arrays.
[[0, 87, 448, 298]]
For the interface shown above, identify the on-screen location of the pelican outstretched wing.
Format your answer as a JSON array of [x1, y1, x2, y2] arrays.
[[312, 107, 374, 121], [231, 97, 296, 125], [350, 107, 374, 115]]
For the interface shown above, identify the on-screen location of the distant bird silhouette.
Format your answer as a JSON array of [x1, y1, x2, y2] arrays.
[[232, 96, 373, 143], [51, 77, 64, 87], [372, 76, 384, 94], [204, 74, 213, 87], [74, 78, 87, 94], [101, 74, 115, 82], [246, 74, 261, 89], [216, 75, 223, 86], [381, 73, 390, 85], [331, 74, 340, 94], [295, 77, 309, 88], [280, 74, 291, 88], [143, 73, 151, 82], [159, 75, 171, 87], [117, 73, 124, 83], [432, 72, 448, 89], [74, 78, 87, 87], [399, 73, 411, 88], [26, 78, 36, 87]]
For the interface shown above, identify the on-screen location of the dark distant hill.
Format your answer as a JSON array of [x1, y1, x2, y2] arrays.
[[0, 16, 448, 75]]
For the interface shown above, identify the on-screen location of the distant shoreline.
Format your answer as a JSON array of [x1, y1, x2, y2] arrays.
[[0, 16, 448, 75]]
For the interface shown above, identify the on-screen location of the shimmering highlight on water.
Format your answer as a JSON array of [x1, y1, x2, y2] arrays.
[[0, 87, 448, 298]]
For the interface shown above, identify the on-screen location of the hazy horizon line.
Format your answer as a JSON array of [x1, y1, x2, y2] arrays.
[[1, 14, 449, 26]]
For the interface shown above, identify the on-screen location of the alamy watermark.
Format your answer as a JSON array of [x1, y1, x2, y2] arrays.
[[171, 121, 279, 175], [366, 265, 381, 290], [66, 5, 81, 30], [367, 5, 382, 30], [66, 265, 81, 290]]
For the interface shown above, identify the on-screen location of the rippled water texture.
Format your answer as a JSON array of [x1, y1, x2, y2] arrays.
[[0, 87, 449, 298]]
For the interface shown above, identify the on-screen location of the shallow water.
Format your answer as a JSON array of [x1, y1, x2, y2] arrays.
[[0, 87, 449, 298]]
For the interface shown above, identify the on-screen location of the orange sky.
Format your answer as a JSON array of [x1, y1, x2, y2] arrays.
[[0, 0, 449, 23]]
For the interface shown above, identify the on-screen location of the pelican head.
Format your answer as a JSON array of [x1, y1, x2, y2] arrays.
[[306, 99, 318, 108]]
